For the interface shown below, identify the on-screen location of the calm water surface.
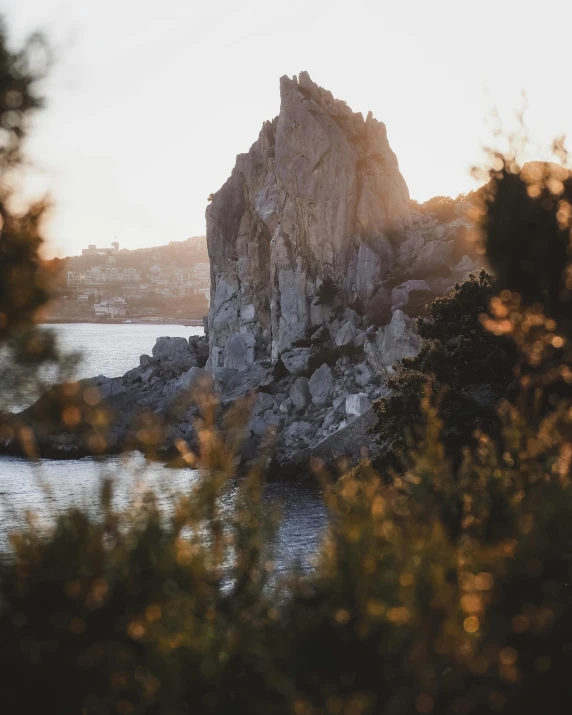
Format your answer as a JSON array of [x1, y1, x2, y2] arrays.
[[0, 324, 327, 570], [46, 322, 203, 380]]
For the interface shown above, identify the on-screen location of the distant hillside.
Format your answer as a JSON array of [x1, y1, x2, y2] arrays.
[[46, 237, 209, 290], [66, 236, 208, 272]]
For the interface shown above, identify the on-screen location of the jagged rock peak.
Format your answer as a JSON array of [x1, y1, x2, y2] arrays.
[[206, 71, 411, 368]]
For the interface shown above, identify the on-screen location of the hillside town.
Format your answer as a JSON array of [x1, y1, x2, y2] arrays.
[[46, 236, 210, 324]]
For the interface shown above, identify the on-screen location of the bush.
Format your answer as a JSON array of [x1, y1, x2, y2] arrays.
[[291, 337, 312, 348], [402, 288, 435, 318], [314, 277, 338, 306], [3, 395, 572, 714], [482, 161, 572, 328], [307, 343, 363, 373], [372, 271, 518, 470], [411, 195, 462, 223]]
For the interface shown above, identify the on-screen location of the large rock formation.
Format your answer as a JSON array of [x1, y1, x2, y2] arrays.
[[198, 73, 485, 474], [3, 74, 484, 478], [207, 71, 411, 367]]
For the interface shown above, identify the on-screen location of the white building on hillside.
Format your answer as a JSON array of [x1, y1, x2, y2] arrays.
[[191, 263, 210, 282], [82, 241, 119, 257], [67, 271, 83, 287], [94, 297, 127, 318], [82, 266, 141, 284], [174, 263, 211, 296]]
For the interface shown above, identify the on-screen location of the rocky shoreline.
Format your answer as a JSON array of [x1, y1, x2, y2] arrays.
[[1, 72, 482, 478], [1, 274, 471, 478], [0, 325, 386, 475]]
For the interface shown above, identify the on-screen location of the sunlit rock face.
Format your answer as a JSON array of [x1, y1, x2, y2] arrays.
[[206, 71, 411, 366]]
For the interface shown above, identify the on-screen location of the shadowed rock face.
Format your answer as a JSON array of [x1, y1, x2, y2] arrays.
[[206, 71, 411, 368]]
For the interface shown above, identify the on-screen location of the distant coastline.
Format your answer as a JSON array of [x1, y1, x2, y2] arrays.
[[42, 318, 205, 327]]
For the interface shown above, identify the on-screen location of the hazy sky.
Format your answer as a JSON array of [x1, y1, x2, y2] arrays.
[[4, 0, 572, 257]]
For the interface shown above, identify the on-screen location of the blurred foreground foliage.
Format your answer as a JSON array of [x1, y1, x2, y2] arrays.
[[4, 17, 572, 715], [4, 376, 572, 714], [3, 160, 572, 715], [0, 21, 76, 411]]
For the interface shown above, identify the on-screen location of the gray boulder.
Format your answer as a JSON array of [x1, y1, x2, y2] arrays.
[[391, 280, 430, 313], [140, 368, 156, 384], [310, 324, 329, 343], [309, 363, 335, 406], [213, 364, 273, 402], [151, 337, 198, 377], [411, 239, 454, 277], [283, 421, 314, 447], [175, 367, 213, 393], [310, 409, 379, 468], [188, 334, 209, 366], [365, 284, 392, 326], [223, 332, 255, 371], [251, 392, 275, 417], [262, 410, 282, 429], [273, 393, 287, 411], [152, 337, 190, 360], [281, 347, 313, 375], [95, 377, 127, 399], [343, 307, 362, 326], [249, 415, 279, 439], [454, 254, 478, 278], [321, 409, 338, 430], [378, 310, 419, 368], [354, 362, 373, 388], [333, 394, 347, 412], [364, 310, 420, 371], [289, 376, 311, 410], [334, 320, 358, 347], [345, 393, 372, 419], [347, 242, 393, 302]]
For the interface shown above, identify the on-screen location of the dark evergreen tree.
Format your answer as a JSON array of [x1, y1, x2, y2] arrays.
[[483, 161, 572, 332], [0, 21, 50, 343], [373, 271, 518, 470]]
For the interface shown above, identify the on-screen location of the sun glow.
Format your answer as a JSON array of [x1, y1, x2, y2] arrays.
[[3, 0, 572, 255]]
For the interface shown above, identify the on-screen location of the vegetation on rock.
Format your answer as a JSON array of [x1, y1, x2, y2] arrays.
[[314, 276, 339, 306], [372, 271, 518, 470], [410, 194, 462, 222]]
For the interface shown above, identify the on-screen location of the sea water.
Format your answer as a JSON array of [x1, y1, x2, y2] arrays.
[[0, 324, 327, 571]]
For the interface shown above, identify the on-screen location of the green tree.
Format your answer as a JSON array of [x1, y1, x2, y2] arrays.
[[483, 161, 572, 330], [372, 271, 518, 471], [0, 22, 76, 412], [0, 21, 49, 340], [314, 276, 338, 306]]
